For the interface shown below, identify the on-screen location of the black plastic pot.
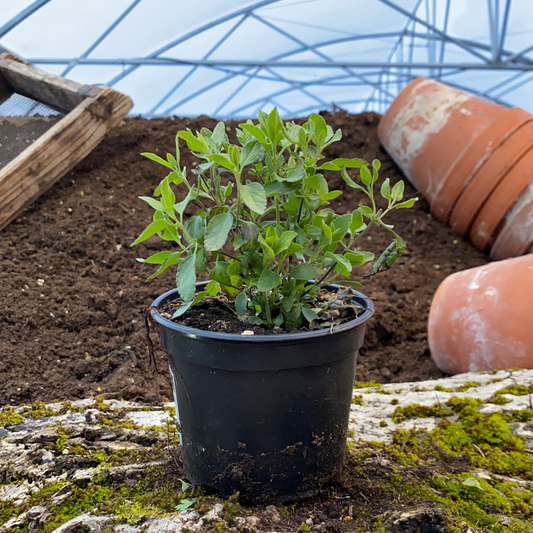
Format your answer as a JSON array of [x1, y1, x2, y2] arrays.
[[151, 283, 373, 503]]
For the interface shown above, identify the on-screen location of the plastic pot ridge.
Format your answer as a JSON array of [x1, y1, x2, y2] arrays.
[[151, 283, 373, 503]]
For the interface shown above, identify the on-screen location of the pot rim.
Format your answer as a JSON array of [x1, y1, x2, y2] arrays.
[[150, 282, 374, 343]]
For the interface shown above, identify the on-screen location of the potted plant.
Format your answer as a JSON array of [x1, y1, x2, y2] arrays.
[[132, 109, 416, 503]]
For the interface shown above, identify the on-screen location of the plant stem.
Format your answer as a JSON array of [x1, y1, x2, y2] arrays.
[[263, 295, 272, 323]]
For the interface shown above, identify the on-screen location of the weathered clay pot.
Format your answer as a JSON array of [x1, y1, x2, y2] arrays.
[[428, 255, 533, 374], [491, 182, 533, 260], [434, 107, 533, 224], [449, 119, 533, 237], [469, 146, 533, 252], [378, 78, 508, 209]]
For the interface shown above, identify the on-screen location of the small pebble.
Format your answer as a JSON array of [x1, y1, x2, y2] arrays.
[[37, 278, 45, 286], [306, 518, 313, 526], [241, 330, 255, 336], [433, 264, 441, 269], [116, 244, 122, 251], [453, 239, 458, 244]]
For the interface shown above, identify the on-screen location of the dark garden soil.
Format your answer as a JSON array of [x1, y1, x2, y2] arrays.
[[0, 112, 488, 405]]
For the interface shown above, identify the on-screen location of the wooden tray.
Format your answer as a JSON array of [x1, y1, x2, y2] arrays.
[[0, 53, 133, 231]]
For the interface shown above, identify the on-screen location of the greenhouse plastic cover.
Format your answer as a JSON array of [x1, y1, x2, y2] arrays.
[[1, 0, 533, 118]]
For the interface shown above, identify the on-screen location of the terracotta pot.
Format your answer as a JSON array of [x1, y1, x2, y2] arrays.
[[491, 182, 533, 260], [432, 107, 533, 224], [449, 119, 533, 237], [469, 146, 533, 252], [378, 78, 507, 207], [428, 254, 533, 374]]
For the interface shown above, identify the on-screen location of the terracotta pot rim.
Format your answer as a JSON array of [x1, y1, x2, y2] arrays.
[[430, 108, 533, 224]]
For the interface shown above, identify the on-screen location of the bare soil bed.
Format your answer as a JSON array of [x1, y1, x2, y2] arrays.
[[0, 112, 488, 405]]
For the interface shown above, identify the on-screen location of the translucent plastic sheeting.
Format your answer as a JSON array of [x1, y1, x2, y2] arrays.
[[1, 0, 532, 118]]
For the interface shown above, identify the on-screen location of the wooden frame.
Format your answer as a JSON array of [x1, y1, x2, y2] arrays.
[[0, 53, 133, 231]]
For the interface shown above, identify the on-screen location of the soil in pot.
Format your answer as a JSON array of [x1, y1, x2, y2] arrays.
[[0, 112, 488, 405]]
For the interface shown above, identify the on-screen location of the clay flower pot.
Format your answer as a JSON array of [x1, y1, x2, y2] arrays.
[[378, 77, 510, 212], [449, 119, 533, 237], [491, 183, 533, 260], [428, 254, 533, 374], [469, 146, 533, 252]]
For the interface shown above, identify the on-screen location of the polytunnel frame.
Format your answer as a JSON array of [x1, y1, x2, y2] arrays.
[[1, 0, 533, 117]]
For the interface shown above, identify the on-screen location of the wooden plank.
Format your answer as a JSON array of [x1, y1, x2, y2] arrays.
[[0, 69, 12, 103], [0, 87, 132, 230], [0, 53, 96, 112]]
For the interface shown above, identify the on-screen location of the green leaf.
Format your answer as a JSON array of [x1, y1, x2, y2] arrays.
[[256, 269, 280, 292], [211, 122, 227, 145], [290, 263, 324, 280], [139, 196, 164, 212], [176, 254, 196, 302], [258, 236, 275, 269], [341, 168, 366, 192], [380, 177, 391, 201], [205, 280, 221, 296], [360, 166, 372, 186], [207, 154, 236, 172], [324, 252, 352, 276], [141, 152, 173, 169], [136, 251, 172, 264], [240, 221, 260, 244], [391, 180, 405, 202], [350, 210, 364, 234], [240, 123, 269, 147], [321, 220, 332, 245], [195, 248, 208, 271], [241, 183, 267, 214], [330, 158, 366, 169], [282, 167, 306, 182], [160, 178, 176, 213], [240, 141, 262, 167], [146, 252, 182, 280], [310, 114, 327, 143], [320, 191, 342, 203], [265, 181, 294, 196], [332, 214, 352, 241], [273, 231, 297, 254], [175, 498, 197, 512], [131, 219, 169, 246], [205, 212, 233, 251], [235, 291, 248, 316], [372, 159, 381, 183], [345, 251, 374, 266], [341, 280, 363, 288], [174, 188, 198, 217], [302, 307, 319, 323], [172, 300, 193, 318], [394, 197, 418, 209], [462, 478, 483, 491], [177, 131, 204, 152], [317, 162, 340, 171], [209, 261, 231, 286]]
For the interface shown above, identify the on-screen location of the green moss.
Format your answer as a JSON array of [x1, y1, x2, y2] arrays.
[[504, 410, 533, 423], [379, 420, 388, 427], [391, 403, 452, 423], [352, 394, 364, 406], [93, 397, 109, 412], [221, 493, 240, 521], [390, 398, 399, 405], [297, 522, 311, 532], [495, 385, 533, 396], [487, 395, 512, 405], [354, 380, 381, 389], [457, 381, 480, 392], [0, 408, 24, 427], [434, 385, 452, 392]]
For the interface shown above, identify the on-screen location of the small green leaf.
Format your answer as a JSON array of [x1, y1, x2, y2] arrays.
[[273, 231, 297, 254], [177, 131, 204, 152], [235, 291, 248, 316], [131, 219, 169, 246], [147, 252, 182, 280], [136, 251, 172, 264], [332, 214, 352, 241], [290, 263, 324, 280], [240, 141, 262, 167], [317, 162, 340, 171], [324, 252, 352, 276], [345, 251, 374, 266], [139, 196, 164, 212], [350, 210, 364, 233], [176, 254, 196, 302], [141, 152, 173, 169], [256, 269, 280, 292], [394, 197, 418, 209], [360, 166, 372, 186], [207, 154, 236, 172], [175, 498, 197, 512], [205, 212, 233, 251], [340, 168, 366, 192], [341, 280, 363, 288], [209, 261, 231, 286], [380, 177, 391, 201], [462, 477, 483, 491], [241, 183, 267, 215], [302, 307, 319, 323], [330, 158, 366, 168], [172, 300, 193, 318], [391, 181, 405, 202], [372, 159, 381, 183]]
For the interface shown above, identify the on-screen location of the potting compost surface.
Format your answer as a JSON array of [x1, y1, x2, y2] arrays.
[[0, 112, 488, 405]]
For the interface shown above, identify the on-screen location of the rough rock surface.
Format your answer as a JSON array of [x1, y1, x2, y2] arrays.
[[1, 370, 532, 532]]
